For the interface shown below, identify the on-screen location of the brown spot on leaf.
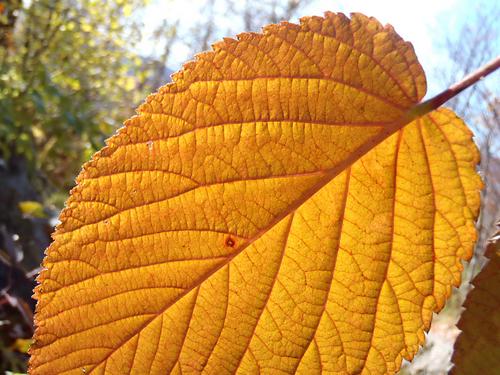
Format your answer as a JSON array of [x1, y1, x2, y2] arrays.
[[225, 237, 235, 247]]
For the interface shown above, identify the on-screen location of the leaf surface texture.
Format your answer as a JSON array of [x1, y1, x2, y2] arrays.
[[451, 226, 500, 375], [30, 12, 480, 375]]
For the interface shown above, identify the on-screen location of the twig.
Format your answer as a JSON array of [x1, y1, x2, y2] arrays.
[[410, 55, 500, 120]]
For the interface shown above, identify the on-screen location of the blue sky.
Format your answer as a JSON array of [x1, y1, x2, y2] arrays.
[[140, 0, 498, 97]]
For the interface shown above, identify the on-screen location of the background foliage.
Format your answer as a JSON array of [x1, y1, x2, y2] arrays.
[[0, 0, 497, 373]]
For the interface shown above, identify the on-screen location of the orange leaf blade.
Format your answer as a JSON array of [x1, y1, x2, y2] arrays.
[[30, 13, 480, 375]]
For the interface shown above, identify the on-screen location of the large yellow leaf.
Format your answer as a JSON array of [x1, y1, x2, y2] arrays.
[[29, 12, 481, 375], [451, 225, 500, 375]]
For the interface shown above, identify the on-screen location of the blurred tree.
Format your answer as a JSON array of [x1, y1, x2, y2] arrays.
[[228, 0, 306, 31], [0, 0, 152, 193], [192, 0, 312, 52], [0, 0, 155, 371]]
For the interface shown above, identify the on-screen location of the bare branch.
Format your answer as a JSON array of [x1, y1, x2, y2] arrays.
[[412, 56, 500, 120]]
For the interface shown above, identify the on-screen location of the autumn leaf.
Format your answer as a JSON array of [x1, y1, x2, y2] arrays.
[[451, 224, 500, 375], [29, 12, 483, 375]]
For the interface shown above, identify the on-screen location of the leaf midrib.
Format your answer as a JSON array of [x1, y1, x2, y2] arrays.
[[85, 110, 416, 374]]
